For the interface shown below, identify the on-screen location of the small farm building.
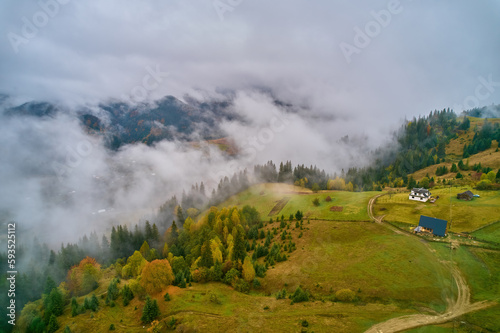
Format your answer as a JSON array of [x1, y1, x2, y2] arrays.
[[457, 190, 474, 201], [416, 215, 448, 237]]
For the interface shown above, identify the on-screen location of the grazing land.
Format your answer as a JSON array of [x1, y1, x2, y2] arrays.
[[221, 183, 375, 221], [374, 187, 500, 232]]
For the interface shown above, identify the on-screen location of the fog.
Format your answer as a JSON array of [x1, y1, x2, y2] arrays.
[[0, 1, 499, 243]]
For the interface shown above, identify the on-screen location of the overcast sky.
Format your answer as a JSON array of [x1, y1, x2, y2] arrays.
[[1, 0, 499, 117], [1, 1, 500, 242]]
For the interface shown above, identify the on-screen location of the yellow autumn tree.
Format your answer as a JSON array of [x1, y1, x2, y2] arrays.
[[242, 256, 255, 283], [210, 237, 223, 263], [162, 243, 169, 258], [183, 216, 194, 232], [327, 177, 346, 191], [226, 234, 234, 261], [140, 259, 174, 295], [121, 251, 146, 278], [139, 241, 151, 260]]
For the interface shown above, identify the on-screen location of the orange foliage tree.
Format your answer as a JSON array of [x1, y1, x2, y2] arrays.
[[67, 257, 101, 295], [140, 259, 174, 295]]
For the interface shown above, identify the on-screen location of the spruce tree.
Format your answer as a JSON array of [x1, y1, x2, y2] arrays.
[[90, 294, 99, 311], [71, 297, 79, 317], [122, 284, 134, 306], [43, 276, 57, 296], [141, 296, 160, 323], [107, 279, 120, 302], [47, 314, 59, 333]]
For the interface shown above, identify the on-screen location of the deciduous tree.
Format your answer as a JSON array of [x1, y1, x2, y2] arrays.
[[242, 256, 255, 283], [140, 259, 174, 295]]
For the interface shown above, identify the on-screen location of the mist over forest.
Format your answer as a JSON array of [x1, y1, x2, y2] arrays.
[[1, 0, 500, 246]]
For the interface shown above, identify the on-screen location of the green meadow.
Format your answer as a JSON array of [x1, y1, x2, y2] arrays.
[[261, 220, 454, 312], [374, 187, 500, 233], [220, 183, 376, 221]]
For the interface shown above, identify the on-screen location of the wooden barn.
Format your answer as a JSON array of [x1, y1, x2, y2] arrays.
[[457, 190, 474, 201]]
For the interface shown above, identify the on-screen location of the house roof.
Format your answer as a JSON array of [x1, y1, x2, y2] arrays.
[[458, 190, 474, 198], [418, 215, 448, 237], [412, 187, 430, 195]]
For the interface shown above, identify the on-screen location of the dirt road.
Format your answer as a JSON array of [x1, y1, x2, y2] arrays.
[[364, 194, 496, 333]]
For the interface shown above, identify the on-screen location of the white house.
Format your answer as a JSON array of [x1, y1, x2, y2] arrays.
[[409, 188, 430, 202]]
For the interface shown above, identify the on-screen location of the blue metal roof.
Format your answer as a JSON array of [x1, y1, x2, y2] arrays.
[[418, 215, 448, 237]]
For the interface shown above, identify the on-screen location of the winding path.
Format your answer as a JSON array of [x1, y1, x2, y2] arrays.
[[364, 194, 496, 333]]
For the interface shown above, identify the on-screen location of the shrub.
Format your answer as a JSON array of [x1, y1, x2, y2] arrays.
[[291, 287, 309, 303], [166, 317, 177, 330], [301, 319, 309, 327], [312, 198, 320, 206], [335, 288, 356, 302], [209, 293, 221, 304], [233, 278, 250, 293], [275, 288, 287, 300], [109, 324, 115, 331], [224, 268, 240, 285], [476, 179, 492, 190], [164, 292, 171, 301]]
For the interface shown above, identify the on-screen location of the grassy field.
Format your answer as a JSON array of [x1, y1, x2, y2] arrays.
[[472, 221, 500, 243], [261, 220, 454, 312], [374, 187, 500, 233], [220, 183, 376, 221], [55, 281, 420, 333], [429, 243, 500, 332], [53, 220, 457, 333]]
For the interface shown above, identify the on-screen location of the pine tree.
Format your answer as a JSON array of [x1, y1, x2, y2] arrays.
[[176, 206, 185, 225], [48, 250, 56, 265], [151, 223, 160, 243], [90, 294, 99, 311], [71, 297, 79, 317], [232, 225, 246, 263], [47, 314, 59, 333], [46, 287, 64, 318], [122, 284, 134, 306], [200, 240, 213, 268], [141, 296, 160, 323], [107, 279, 120, 301], [145, 221, 153, 241], [43, 276, 56, 296]]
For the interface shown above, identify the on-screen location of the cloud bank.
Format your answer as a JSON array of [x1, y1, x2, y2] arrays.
[[0, 0, 499, 242]]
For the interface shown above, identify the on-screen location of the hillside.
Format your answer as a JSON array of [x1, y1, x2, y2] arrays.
[[410, 116, 500, 182], [14, 185, 500, 333], [218, 183, 376, 221]]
